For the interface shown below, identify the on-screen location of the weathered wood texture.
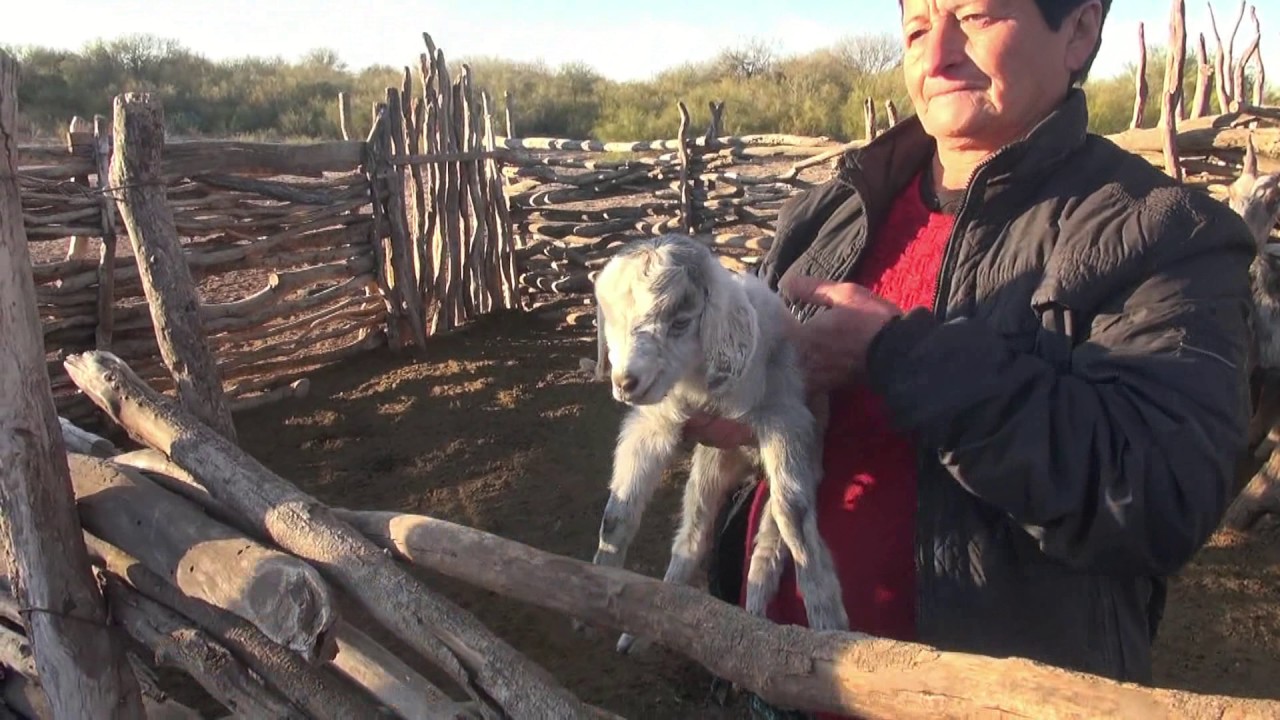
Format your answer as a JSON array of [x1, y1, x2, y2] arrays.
[[0, 49, 145, 720], [109, 92, 238, 442], [63, 349, 611, 720], [84, 535, 387, 720], [98, 576, 308, 720], [66, 452, 337, 660], [334, 508, 1280, 720]]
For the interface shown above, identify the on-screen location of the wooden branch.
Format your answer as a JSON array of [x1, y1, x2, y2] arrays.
[[0, 52, 146, 720], [63, 350, 611, 720], [332, 508, 1280, 720], [109, 92, 237, 443], [99, 576, 308, 720], [66, 453, 338, 661], [155, 140, 365, 179], [58, 416, 118, 457], [84, 535, 386, 720]]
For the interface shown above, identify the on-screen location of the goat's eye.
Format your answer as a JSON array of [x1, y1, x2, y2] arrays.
[[670, 317, 692, 333]]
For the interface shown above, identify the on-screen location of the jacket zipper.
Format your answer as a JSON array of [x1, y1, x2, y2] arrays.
[[916, 148, 1008, 633]]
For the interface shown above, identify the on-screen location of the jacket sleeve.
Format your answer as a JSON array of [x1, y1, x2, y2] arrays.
[[865, 211, 1256, 576]]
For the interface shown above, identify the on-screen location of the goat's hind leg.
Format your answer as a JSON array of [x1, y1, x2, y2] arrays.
[[744, 490, 789, 619], [756, 412, 847, 632], [618, 444, 756, 654]]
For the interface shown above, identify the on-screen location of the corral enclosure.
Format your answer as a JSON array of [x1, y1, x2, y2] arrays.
[[4, 4, 1280, 718]]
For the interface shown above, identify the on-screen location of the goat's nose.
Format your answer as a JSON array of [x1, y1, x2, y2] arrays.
[[619, 373, 640, 393]]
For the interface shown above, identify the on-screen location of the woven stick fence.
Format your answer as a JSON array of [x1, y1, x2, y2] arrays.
[[498, 0, 1276, 313], [17, 33, 519, 431]]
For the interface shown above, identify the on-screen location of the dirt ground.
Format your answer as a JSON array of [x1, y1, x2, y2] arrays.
[[217, 302, 1280, 718]]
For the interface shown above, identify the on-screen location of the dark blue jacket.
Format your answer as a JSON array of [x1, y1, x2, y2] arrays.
[[711, 88, 1256, 685]]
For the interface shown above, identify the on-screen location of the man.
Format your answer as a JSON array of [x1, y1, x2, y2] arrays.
[[688, 0, 1257, 712]]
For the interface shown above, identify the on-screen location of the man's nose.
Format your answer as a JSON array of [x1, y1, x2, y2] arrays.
[[918, 17, 967, 75]]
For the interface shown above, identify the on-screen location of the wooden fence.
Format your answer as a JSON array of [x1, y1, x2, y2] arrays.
[[5, 5, 1280, 718], [17, 32, 518, 429]]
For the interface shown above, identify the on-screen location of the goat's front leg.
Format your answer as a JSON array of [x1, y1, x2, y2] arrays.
[[754, 406, 848, 632], [617, 444, 757, 654], [574, 410, 683, 637], [592, 410, 683, 570]]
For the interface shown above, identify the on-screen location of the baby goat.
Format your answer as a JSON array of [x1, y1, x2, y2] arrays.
[[587, 233, 847, 653]]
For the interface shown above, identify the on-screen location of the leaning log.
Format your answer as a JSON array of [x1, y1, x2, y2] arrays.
[[332, 508, 1280, 720], [0, 50, 146, 720], [65, 452, 337, 661], [63, 350, 612, 720], [330, 620, 479, 720], [98, 576, 307, 719], [83, 535, 387, 720], [109, 92, 237, 443]]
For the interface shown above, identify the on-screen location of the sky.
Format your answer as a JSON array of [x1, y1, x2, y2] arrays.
[[1, 0, 1275, 85]]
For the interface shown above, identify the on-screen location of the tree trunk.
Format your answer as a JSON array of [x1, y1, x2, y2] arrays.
[[97, 576, 307, 720], [0, 50, 145, 720], [84, 535, 387, 720], [66, 452, 338, 661], [108, 92, 237, 443], [333, 508, 1280, 720], [64, 350, 609, 720]]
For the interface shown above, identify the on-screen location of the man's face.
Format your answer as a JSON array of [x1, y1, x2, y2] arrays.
[[900, 0, 1101, 152]]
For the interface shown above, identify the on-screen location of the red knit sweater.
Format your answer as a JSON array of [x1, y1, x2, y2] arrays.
[[740, 171, 955, 653]]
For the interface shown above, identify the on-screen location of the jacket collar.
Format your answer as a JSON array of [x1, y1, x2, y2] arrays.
[[833, 88, 1092, 222]]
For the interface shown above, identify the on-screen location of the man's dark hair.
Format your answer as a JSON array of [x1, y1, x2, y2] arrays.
[[1039, 0, 1112, 85], [897, 0, 1112, 86]]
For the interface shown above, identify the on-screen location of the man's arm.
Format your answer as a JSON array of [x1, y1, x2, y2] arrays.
[[865, 219, 1256, 576]]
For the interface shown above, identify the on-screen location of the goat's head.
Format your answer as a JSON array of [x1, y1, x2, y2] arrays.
[[592, 234, 758, 405], [1227, 133, 1280, 248]]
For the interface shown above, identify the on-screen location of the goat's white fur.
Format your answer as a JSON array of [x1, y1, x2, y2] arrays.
[[587, 234, 847, 654], [1227, 134, 1280, 369]]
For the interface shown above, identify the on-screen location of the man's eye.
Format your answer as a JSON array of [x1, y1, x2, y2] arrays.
[[670, 318, 692, 332]]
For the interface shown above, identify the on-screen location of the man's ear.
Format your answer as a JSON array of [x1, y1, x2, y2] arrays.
[[701, 271, 759, 392], [1063, 0, 1105, 78]]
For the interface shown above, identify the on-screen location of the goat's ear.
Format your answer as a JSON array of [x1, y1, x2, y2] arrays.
[[702, 273, 758, 391], [594, 300, 610, 381]]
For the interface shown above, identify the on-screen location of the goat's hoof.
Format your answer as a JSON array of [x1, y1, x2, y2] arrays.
[[615, 632, 648, 655]]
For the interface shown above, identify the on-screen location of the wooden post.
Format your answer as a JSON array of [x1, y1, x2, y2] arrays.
[[884, 100, 899, 127], [1158, 0, 1187, 182], [1191, 32, 1212, 119], [1131, 22, 1149, 129], [94, 114, 119, 349], [503, 89, 515, 138], [676, 100, 693, 235], [382, 86, 430, 350], [0, 50, 145, 720], [63, 116, 93, 262], [108, 92, 238, 442], [338, 91, 352, 140], [863, 97, 877, 140]]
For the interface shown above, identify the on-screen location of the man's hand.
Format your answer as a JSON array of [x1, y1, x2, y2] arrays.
[[683, 411, 755, 449], [680, 274, 902, 448], [780, 273, 904, 394]]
